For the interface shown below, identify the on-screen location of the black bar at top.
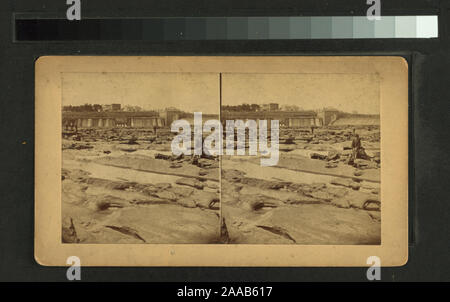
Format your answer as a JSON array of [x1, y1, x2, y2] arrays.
[[16, 19, 150, 41]]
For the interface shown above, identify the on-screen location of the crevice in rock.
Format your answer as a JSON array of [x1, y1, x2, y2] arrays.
[[220, 217, 231, 244], [96, 201, 124, 211], [255, 225, 297, 243], [104, 225, 146, 243], [62, 217, 80, 243]]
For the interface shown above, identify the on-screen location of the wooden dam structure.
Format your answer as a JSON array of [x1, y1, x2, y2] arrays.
[[62, 110, 180, 130]]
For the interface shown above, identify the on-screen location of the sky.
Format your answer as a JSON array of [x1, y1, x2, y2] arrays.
[[62, 72, 220, 114], [62, 72, 380, 115], [222, 73, 380, 114]]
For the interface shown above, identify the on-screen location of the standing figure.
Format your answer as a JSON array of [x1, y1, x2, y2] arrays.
[[348, 133, 362, 165]]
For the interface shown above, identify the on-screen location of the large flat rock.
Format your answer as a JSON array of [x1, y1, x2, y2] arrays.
[[223, 203, 380, 245]]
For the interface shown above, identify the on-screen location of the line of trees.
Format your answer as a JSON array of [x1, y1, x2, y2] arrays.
[[62, 104, 147, 112], [222, 104, 261, 112], [62, 104, 103, 112]]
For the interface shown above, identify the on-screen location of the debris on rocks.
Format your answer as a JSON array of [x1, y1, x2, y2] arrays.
[[353, 170, 364, 176], [353, 159, 378, 169], [325, 162, 338, 168], [120, 148, 137, 153], [310, 152, 328, 160], [62, 217, 80, 243], [63, 143, 94, 150], [330, 178, 360, 190], [175, 177, 205, 190]]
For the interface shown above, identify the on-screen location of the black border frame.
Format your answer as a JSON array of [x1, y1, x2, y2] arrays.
[[0, 0, 449, 282]]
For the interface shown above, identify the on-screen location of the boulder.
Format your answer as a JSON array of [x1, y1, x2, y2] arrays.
[[330, 178, 360, 190], [168, 186, 194, 197], [353, 159, 378, 169], [175, 177, 204, 190], [325, 162, 338, 168], [238, 194, 280, 211], [327, 151, 340, 161], [222, 169, 245, 183], [191, 191, 220, 209], [155, 190, 177, 201], [354, 170, 364, 176], [154, 153, 172, 160], [343, 191, 381, 211], [310, 152, 327, 160]]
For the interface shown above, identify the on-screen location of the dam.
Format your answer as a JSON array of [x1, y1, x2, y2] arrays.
[[62, 109, 180, 130], [63, 107, 379, 132]]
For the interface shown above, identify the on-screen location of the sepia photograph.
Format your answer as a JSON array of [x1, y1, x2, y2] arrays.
[[61, 72, 221, 244], [60, 71, 381, 246], [220, 73, 381, 244]]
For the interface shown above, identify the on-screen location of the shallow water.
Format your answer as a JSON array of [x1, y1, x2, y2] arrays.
[[223, 157, 380, 189], [287, 149, 329, 158], [223, 158, 334, 184], [64, 159, 182, 184]]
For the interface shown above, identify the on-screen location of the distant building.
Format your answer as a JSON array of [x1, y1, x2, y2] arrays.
[[62, 110, 163, 129], [160, 108, 180, 126], [318, 108, 340, 126], [260, 103, 279, 111], [282, 105, 302, 111], [102, 104, 121, 112]]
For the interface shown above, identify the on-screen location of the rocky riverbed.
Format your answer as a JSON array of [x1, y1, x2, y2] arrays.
[[62, 128, 220, 244], [220, 125, 381, 245], [62, 125, 381, 245]]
